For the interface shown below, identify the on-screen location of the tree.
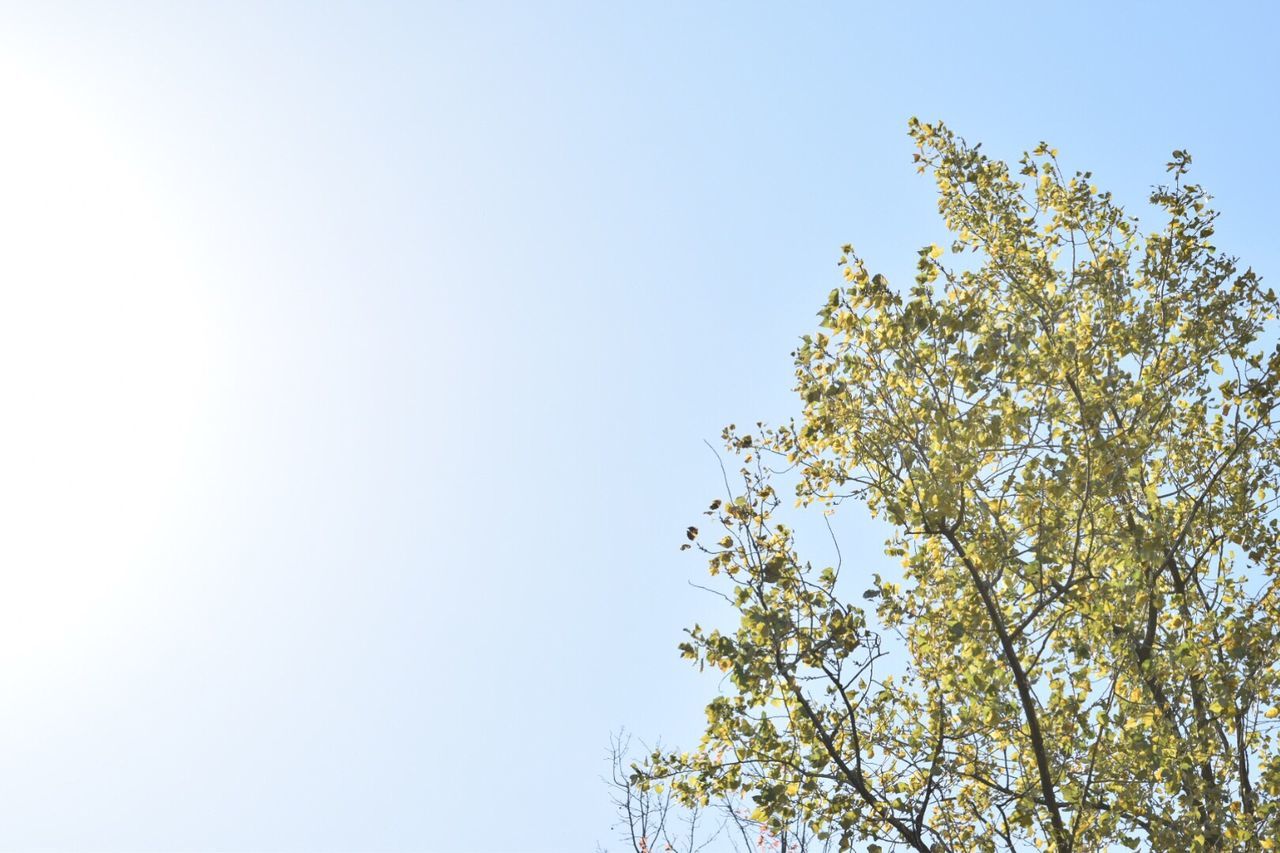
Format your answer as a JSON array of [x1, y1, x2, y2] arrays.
[[633, 120, 1280, 852]]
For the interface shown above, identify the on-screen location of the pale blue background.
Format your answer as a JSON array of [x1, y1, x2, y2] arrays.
[[0, 2, 1276, 851]]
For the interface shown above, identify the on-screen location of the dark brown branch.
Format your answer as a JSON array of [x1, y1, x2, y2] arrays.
[[940, 529, 1071, 852]]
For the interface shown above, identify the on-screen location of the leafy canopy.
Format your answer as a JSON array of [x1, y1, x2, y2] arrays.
[[643, 120, 1280, 852]]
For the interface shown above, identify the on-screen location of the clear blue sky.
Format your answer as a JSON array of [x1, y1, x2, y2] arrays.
[[0, 2, 1276, 851]]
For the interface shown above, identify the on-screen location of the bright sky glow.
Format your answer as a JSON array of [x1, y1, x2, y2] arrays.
[[0, 64, 212, 691]]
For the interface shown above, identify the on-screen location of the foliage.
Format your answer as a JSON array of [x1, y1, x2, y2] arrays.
[[602, 731, 834, 853], [637, 120, 1280, 852]]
